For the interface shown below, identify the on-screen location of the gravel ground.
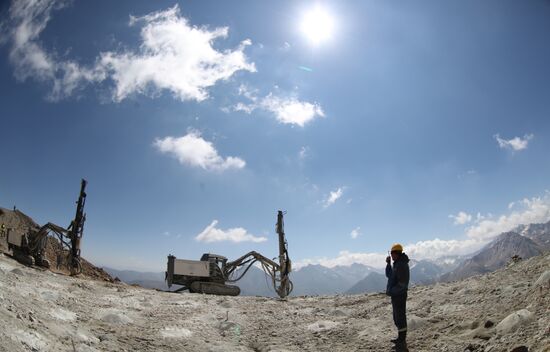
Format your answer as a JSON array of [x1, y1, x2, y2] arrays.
[[0, 252, 548, 352]]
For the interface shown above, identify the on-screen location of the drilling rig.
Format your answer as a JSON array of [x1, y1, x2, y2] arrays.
[[0, 179, 87, 275], [166, 210, 293, 298]]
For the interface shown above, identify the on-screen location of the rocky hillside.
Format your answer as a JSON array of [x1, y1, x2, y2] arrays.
[[0, 250, 548, 351], [442, 231, 546, 282], [516, 222, 550, 249], [0, 207, 115, 283]]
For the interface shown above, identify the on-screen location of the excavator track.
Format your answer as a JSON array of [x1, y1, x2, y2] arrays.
[[189, 281, 241, 296]]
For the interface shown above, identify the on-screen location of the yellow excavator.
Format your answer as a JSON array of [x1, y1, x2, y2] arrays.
[[166, 211, 293, 298]]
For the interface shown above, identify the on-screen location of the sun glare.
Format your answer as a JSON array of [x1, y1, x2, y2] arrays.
[[300, 6, 335, 45]]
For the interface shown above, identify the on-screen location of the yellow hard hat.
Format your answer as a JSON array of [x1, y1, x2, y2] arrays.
[[391, 243, 403, 252]]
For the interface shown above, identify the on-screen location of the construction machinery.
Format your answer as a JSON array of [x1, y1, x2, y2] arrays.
[[0, 179, 87, 275], [166, 210, 293, 298]]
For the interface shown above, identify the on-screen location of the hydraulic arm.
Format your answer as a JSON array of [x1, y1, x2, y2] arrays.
[[166, 210, 293, 298]]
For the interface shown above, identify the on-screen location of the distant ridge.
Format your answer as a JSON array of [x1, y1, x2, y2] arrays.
[[103, 220, 550, 295], [441, 221, 549, 282], [345, 272, 386, 294]]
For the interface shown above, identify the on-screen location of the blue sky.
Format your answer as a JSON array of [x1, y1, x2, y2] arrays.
[[1, 0, 549, 271]]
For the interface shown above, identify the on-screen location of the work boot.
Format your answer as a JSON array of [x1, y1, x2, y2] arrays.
[[392, 331, 407, 349], [393, 341, 408, 352]]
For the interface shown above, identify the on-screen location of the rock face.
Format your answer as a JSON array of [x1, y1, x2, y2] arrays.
[[515, 221, 550, 250], [442, 231, 546, 282], [410, 259, 445, 284], [1, 250, 548, 351]]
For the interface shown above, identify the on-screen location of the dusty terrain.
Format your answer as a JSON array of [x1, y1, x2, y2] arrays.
[[0, 252, 548, 352]]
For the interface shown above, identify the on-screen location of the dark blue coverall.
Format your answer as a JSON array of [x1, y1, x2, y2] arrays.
[[386, 252, 410, 343]]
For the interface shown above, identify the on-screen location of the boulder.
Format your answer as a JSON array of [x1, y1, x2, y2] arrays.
[[533, 270, 550, 288], [496, 309, 534, 334]]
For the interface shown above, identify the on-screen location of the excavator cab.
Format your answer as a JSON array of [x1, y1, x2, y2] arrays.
[[200, 253, 228, 283]]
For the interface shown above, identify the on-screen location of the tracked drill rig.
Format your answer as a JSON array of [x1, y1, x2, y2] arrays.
[[0, 179, 87, 275], [166, 210, 293, 298]]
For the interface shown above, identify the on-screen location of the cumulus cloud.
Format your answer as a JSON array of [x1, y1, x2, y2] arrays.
[[449, 211, 472, 225], [153, 131, 245, 171], [100, 5, 255, 102], [405, 238, 485, 260], [494, 134, 534, 152], [350, 227, 360, 239], [261, 94, 325, 126], [3, 1, 255, 101], [296, 191, 550, 268], [195, 220, 267, 243], [294, 250, 387, 270], [465, 192, 550, 241], [323, 187, 343, 208], [231, 86, 325, 127]]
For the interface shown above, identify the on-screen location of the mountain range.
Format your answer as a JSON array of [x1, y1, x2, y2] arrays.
[[104, 220, 550, 296], [441, 227, 549, 282]]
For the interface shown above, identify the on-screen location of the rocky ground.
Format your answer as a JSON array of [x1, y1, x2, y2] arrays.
[[0, 252, 548, 352]]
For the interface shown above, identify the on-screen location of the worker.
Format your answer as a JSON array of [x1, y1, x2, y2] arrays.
[[0, 224, 6, 238], [386, 243, 410, 351]]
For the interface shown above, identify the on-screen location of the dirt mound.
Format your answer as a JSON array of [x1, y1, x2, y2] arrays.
[[43, 236, 116, 282], [1, 206, 115, 282]]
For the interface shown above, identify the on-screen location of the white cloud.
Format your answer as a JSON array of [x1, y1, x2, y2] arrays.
[[195, 220, 267, 243], [449, 211, 472, 225], [294, 251, 387, 270], [4, 0, 105, 100], [280, 42, 291, 51], [3, 2, 255, 102], [350, 227, 360, 239], [162, 231, 181, 238], [100, 5, 255, 102], [261, 94, 324, 127], [296, 191, 550, 269], [153, 131, 245, 171], [299, 146, 309, 160], [465, 192, 550, 241], [231, 87, 325, 127], [323, 187, 343, 208], [494, 134, 534, 152], [405, 238, 485, 260]]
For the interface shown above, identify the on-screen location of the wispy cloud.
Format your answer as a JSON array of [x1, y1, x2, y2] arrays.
[[162, 231, 182, 238], [231, 86, 325, 127], [449, 211, 472, 225], [153, 131, 245, 171], [323, 187, 343, 208], [350, 227, 360, 239], [299, 146, 309, 160], [195, 220, 267, 243], [3, 2, 255, 102], [494, 134, 534, 152], [3, 0, 105, 100]]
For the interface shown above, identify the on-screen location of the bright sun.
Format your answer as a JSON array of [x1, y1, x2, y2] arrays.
[[300, 6, 335, 45]]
